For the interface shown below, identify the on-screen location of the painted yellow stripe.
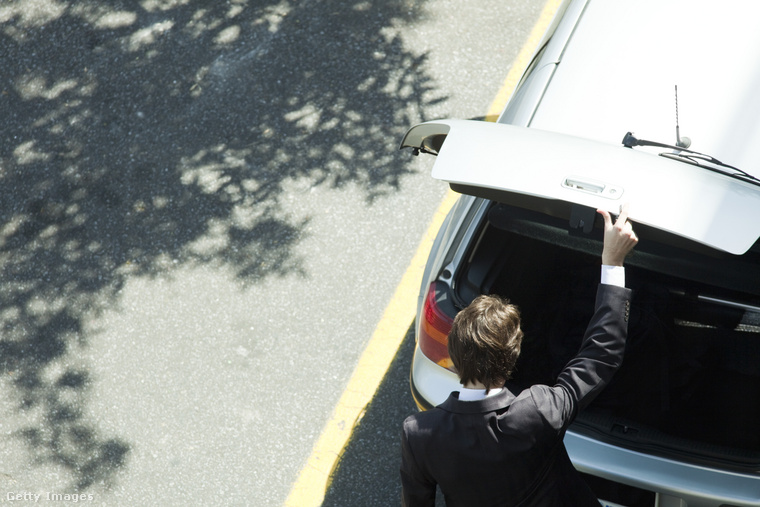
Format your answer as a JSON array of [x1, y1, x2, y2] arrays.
[[283, 189, 459, 507], [283, 2, 561, 506]]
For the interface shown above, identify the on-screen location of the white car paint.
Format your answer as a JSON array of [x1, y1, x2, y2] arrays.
[[530, 1, 760, 174], [408, 119, 760, 254]]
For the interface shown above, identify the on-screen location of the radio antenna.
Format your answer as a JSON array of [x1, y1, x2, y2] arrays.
[[675, 85, 691, 148]]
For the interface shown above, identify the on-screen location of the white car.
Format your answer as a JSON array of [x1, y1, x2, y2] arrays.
[[401, 0, 760, 505]]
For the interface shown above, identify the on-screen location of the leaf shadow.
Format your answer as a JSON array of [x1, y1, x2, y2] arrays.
[[0, 0, 447, 492]]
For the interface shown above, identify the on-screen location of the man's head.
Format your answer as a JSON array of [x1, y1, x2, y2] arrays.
[[447, 295, 523, 391]]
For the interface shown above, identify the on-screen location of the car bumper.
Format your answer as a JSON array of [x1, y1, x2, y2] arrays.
[[409, 343, 460, 411], [567, 432, 760, 507]]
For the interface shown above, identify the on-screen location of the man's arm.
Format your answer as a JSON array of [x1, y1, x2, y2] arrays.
[[598, 203, 637, 288], [538, 204, 638, 428], [552, 283, 631, 416], [400, 420, 436, 507]]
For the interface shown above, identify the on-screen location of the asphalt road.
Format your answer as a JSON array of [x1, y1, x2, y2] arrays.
[[0, 1, 546, 505]]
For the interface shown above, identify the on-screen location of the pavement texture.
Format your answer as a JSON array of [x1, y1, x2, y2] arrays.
[[0, 0, 545, 505]]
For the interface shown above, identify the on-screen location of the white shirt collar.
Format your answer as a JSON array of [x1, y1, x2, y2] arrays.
[[458, 386, 503, 402]]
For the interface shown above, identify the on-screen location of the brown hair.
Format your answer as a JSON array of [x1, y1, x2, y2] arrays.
[[447, 295, 523, 391]]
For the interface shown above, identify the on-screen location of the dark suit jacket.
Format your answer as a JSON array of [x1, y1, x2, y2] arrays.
[[401, 284, 631, 506]]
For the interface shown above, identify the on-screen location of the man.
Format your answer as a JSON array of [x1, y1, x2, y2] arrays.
[[400, 205, 638, 506]]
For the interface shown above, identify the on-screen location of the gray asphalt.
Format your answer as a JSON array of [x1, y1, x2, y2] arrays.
[[0, 1, 545, 505]]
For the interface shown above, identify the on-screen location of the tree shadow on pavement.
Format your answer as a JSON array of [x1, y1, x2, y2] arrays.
[[0, 0, 443, 492]]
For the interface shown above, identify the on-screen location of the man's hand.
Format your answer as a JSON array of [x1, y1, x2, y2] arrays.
[[597, 203, 638, 266]]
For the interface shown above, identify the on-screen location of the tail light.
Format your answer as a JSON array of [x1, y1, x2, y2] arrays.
[[418, 281, 456, 372]]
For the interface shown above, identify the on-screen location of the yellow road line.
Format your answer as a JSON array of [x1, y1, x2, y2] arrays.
[[283, 189, 458, 507], [283, 2, 561, 506]]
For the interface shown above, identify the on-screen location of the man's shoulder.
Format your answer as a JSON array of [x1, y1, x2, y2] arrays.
[[402, 402, 455, 437], [404, 406, 446, 426]]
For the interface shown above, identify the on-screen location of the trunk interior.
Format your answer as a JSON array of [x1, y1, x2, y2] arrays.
[[456, 202, 760, 469]]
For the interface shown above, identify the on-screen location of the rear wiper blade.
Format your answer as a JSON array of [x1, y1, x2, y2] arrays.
[[622, 132, 760, 185]]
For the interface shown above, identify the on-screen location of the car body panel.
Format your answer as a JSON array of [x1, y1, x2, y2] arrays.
[[410, 346, 458, 411], [402, 119, 760, 255], [496, 0, 584, 126], [412, 194, 486, 330], [530, 0, 760, 175]]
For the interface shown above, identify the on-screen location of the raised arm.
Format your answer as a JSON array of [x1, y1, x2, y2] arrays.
[[541, 204, 638, 428]]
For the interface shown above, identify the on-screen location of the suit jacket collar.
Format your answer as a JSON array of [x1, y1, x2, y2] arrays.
[[438, 383, 521, 414]]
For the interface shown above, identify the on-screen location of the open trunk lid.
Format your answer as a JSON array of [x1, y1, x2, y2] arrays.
[[401, 120, 760, 255]]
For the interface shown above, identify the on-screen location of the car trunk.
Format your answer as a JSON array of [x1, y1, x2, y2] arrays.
[[455, 201, 760, 469]]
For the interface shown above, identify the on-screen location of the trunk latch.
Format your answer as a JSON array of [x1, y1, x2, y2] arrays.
[[569, 205, 597, 234]]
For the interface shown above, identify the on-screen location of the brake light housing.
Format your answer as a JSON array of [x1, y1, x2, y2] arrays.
[[418, 281, 456, 372]]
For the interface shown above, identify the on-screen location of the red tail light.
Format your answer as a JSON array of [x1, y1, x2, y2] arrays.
[[418, 282, 456, 372]]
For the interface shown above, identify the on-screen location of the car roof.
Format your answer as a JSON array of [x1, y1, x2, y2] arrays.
[[530, 0, 760, 176], [401, 0, 760, 255]]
